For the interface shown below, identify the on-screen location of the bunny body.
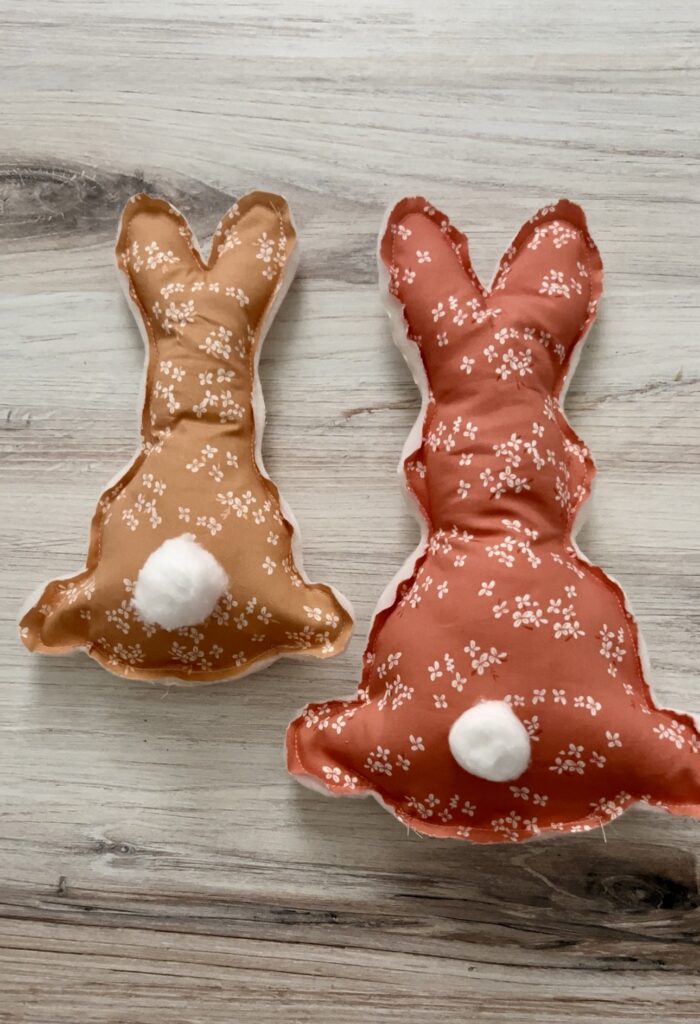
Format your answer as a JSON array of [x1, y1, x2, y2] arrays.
[[288, 198, 700, 841], [20, 193, 352, 682]]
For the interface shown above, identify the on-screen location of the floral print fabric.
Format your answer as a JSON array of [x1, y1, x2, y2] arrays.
[[287, 197, 700, 841], [20, 192, 352, 682]]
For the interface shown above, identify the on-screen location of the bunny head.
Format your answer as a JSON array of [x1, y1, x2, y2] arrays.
[[287, 197, 700, 842], [20, 192, 353, 682], [380, 198, 603, 544]]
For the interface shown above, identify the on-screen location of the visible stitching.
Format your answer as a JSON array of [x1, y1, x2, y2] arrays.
[[293, 199, 698, 840], [35, 193, 348, 680]]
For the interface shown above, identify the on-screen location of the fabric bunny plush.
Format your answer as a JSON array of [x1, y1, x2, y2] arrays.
[[20, 192, 352, 682], [287, 197, 700, 841]]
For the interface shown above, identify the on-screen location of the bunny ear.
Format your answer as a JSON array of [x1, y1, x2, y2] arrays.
[[491, 200, 603, 354], [206, 191, 297, 330], [116, 192, 297, 339], [380, 198, 486, 365], [116, 193, 201, 316], [116, 194, 200, 272]]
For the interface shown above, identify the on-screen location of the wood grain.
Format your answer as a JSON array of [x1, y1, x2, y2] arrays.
[[1, 1, 699, 1020]]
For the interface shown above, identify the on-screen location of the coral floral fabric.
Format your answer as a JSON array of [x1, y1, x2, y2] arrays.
[[287, 197, 700, 841], [20, 192, 352, 682]]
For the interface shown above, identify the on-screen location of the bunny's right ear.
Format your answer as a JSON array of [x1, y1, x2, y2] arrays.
[[380, 197, 486, 370], [116, 194, 200, 315]]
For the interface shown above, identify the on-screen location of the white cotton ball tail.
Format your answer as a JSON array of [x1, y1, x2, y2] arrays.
[[132, 534, 229, 631], [448, 700, 531, 782]]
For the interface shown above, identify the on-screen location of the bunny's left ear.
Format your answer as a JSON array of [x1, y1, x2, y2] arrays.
[[116, 194, 200, 312], [379, 197, 486, 378], [492, 200, 604, 351]]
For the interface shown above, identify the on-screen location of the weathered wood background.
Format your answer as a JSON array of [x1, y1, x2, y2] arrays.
[[1, 2, 699, 1021]]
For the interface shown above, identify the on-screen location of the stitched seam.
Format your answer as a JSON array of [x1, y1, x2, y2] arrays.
[[36, 194, 345, 680], [295, 200, 698, 839]]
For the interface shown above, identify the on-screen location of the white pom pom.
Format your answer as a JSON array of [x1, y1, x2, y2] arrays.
[[132, 534, 229, 631], [448, 700, 531, 782]]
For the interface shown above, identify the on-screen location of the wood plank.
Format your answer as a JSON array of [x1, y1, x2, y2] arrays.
[[1, 0, 699, 1019]]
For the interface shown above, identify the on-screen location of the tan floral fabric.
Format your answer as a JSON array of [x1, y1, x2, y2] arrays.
[[20, 192, 352, 682]]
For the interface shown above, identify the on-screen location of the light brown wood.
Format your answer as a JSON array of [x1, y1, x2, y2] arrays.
[[1, 1, 699, 1020]]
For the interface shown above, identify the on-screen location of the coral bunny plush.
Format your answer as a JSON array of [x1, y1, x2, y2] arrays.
[[287, 197, 700, 841], [20, 192, 352, 682]]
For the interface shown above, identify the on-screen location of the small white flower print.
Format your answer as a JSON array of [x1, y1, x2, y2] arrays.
[[550, 743, 586, 775], [598, 624, 626, 676], [574, 695, 602, 717], [144, 240, 179, 271], [450, 672, 467, 693], [512, 594, 547, 629], [478, 581, 495, 597], [196, 515, 221, 536], [539, 268, 570, 299], [225, 286, 250, 307], [304, 606, 323, 622], [199, 326, 233, 361], [365, 746, 392, 776], [428, 660, 443, 682], [524, 716, 540, 740], [256, 231, 274, 263], [653, 720, 686, 749], [510, 785, 530, 800], [416, 250, 431, 263]]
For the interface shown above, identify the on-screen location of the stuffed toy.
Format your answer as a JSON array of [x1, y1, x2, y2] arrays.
[[20, 192, 353, 683], [287, 197, 700, 841]]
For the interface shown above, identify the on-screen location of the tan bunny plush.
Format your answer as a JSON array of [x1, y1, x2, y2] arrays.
[[20, 192, 353, 682]]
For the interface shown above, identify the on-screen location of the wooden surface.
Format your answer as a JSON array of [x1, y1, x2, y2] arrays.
[[1, 2, 699, 1021]]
